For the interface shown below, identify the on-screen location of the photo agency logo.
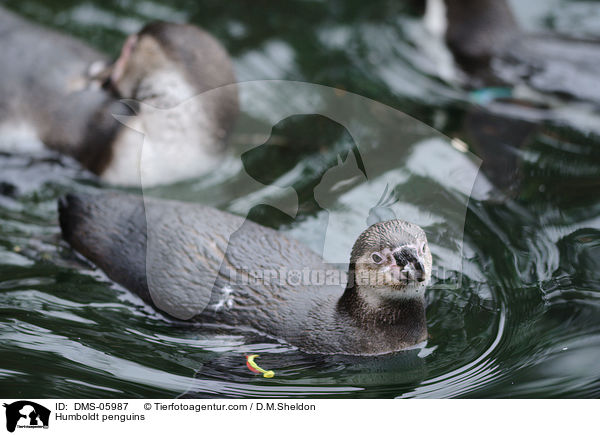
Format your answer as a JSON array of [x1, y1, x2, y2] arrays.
[[3, 401, 50, 432], [116, 80, 482, 319]]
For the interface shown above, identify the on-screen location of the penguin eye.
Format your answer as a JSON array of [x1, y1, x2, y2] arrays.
[[419, 241, 427, 255], [371, 253, 384, 264]]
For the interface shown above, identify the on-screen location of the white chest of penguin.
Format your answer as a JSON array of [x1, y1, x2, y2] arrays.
[[101, 71, 223, 187]]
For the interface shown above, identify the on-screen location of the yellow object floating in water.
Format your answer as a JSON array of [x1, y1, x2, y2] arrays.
[[246, 354, 275, 378]]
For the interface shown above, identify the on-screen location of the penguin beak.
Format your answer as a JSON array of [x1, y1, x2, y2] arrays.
[[109, 34, 138, 91], [393, 248, 426, 282], [412, 258, 426, 282]]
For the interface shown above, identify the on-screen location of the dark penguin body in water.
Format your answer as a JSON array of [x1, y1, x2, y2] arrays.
[[58, 192, 432, 355], [437, 0, 600, 104], [0, 6, 238, 186]]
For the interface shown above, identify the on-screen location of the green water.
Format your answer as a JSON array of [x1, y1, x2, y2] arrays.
[[1, 0, 600, 398]]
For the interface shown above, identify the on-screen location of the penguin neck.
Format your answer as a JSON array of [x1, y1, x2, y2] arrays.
[[444, 0, 519, 67], [134, 68, 197, 109], [338, 270, 426, 329], [101, 68, 223, 187]]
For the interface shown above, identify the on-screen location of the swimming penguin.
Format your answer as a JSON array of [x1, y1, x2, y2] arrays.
[[58, 192, 432, 355], [0, 7, 238, 186], [427, 0, 600, 104]]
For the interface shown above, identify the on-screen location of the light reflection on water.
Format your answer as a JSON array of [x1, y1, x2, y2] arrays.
[[0, 0, 599, 398]]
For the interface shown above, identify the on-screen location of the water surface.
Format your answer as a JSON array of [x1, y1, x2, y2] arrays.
[[1, 0, 600, 398]]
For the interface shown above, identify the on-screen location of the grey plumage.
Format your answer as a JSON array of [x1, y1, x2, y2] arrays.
[[135, 22, 238, 138], [0, 7, 238, 182], [0, 6, 124, 167], [59, 192, 431, 355], [444, 0, 518, 68], [443, 0, 600, 104]]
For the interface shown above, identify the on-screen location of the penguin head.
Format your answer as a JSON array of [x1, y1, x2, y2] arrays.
[[349, 220, 432, 300], [108, 21, 236, 105]]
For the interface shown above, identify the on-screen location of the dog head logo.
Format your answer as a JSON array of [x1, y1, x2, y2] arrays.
[[3, 401, 50, 432]]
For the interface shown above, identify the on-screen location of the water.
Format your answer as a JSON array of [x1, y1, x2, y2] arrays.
[[1, 0, 600, 398]]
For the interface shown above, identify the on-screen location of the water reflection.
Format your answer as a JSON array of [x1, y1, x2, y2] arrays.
[[0, 0, 599, 398]]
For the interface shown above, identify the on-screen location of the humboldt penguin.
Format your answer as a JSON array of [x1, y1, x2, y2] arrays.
[[58, 192, 432, 356], [0, 7, 238, 186], [426, 0, 600, 104]]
